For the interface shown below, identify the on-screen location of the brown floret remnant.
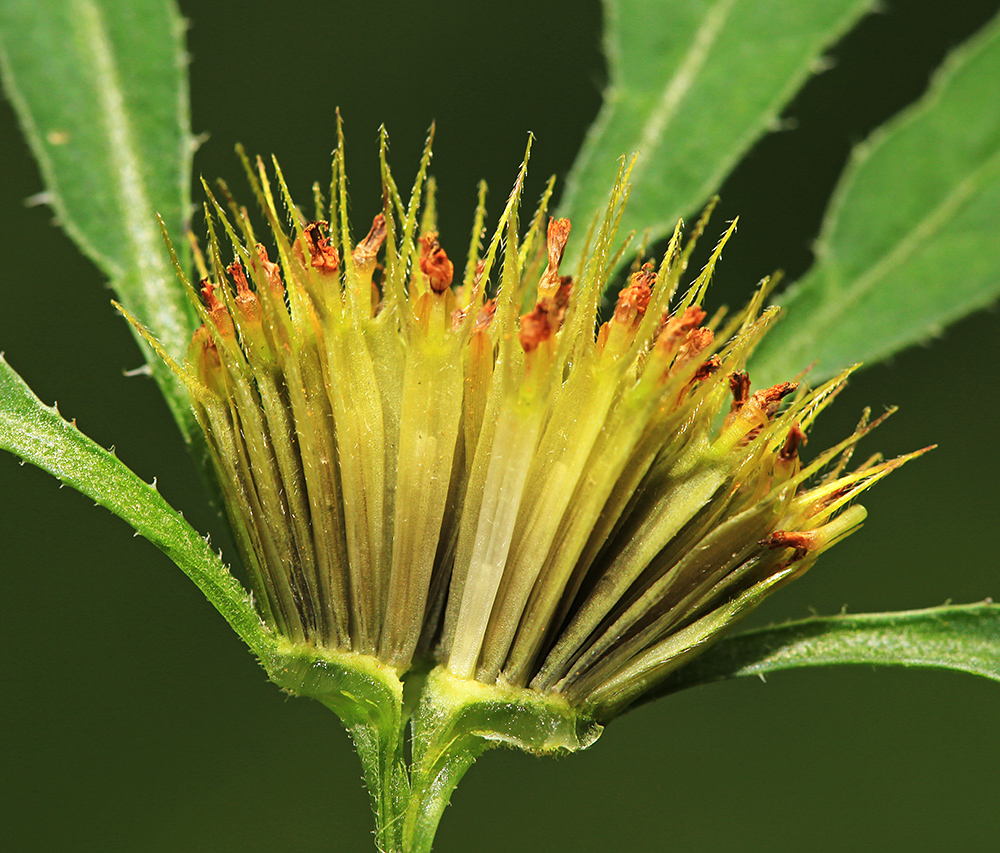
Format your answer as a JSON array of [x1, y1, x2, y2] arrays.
[[355, 214, 388, 266], [301, 221, 340, 276], [253, 244, 284, 298], [419, 231, 454, 293], [519, 303, 554, 354], [538, 217, 572, 298]]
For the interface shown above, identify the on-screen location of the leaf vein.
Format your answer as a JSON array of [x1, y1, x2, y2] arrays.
[[70, 0, 178, 328], [780, 143, 1000, 368], [629, 0, 738, 186]]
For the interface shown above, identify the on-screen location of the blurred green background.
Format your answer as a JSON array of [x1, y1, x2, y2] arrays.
[[1, 1, 998, 850]]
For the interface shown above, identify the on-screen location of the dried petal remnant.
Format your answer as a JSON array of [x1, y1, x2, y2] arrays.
[[355, 214, 387, 265], [519, 304, 554, 353], [301, 221, 340, 275], [614, 263, 655, 323], [419, 231, 454, 293], [538, 216, 571, 298]]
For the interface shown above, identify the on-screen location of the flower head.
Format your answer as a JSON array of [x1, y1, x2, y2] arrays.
[[150, 126, 920, 721]]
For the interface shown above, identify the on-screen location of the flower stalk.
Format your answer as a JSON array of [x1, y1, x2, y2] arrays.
[[123, 120, 925, 850]]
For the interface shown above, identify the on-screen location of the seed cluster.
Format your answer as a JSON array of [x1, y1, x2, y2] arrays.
[[145, 129, 919, 717]]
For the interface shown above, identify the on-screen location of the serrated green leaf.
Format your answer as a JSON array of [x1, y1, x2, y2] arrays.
[[752, 13, 1000, 386], [649, 602, 1000, 698], [0, 352, 272, 660], [558, 0, 875, 265], [0, 0, 197, 438]]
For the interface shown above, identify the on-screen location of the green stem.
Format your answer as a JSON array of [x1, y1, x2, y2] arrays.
[[405, 685, 493, 852], [262, 643, 410, 850], [265, 648, 603, 852], [345, 719, 410, 852], [402, 668, 604, 852]]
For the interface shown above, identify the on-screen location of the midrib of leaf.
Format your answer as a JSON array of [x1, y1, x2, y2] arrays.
[[768, 130, 1000, 378], [69, 0, 171, 290], [749, 12, 1000, 385], [65, 0, 196, 416], [648, 602, 1000, 699], [628, 0, 737, 188], [0, 0, 198, 441], [71, 0, 197, 441], [558, 0, 878, 271]]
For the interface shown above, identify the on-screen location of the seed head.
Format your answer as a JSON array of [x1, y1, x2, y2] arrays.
[[142, 125, 925, 720]]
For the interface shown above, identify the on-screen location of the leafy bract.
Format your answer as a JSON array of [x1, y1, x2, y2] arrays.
[[0, 353, 270, 658], [559, 0, 876, 266], [651, 602, 1000, 698], [753, 13, 1000, 385], [0, 0, 197, 437]]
